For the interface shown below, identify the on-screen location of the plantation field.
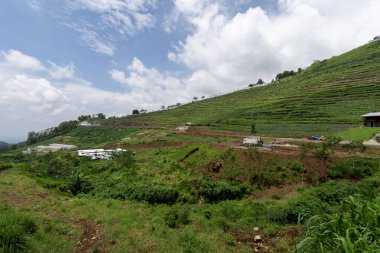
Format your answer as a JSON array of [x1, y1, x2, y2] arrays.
[[106, 40, 380, 137], [2, 124, 380, 252]]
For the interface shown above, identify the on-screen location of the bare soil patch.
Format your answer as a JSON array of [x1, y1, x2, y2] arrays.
[[75, 219, 102, 253]]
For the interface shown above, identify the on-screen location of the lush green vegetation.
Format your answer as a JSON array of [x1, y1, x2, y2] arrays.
[[0, 162, 12, 171], [0, 206, 37, 252], [27, 120, 78, 145], [1, 41, 380, 252], [297, 195, 380, 252], [102, 40, 380, 137], [336, 126, 380, 142]]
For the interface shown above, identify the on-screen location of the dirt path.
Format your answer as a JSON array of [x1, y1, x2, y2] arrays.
[[75, 219, 101, 253]]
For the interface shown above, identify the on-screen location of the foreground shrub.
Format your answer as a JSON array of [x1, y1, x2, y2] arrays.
[[0, 162, 12, 171], [199, 180, 251, 202], [297, 196, 380, 252], [328, 158, 378, 179], [44, 158, 71, 178], [68, 173, 93, 196], [164, 206, 191, 228], [0, 206, 37, 252], [96, 182, 179, 204], [268, 181, 360, 224]]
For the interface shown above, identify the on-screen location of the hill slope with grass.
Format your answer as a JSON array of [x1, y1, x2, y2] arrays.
[[107, 39, 380, 136], [0, 141, 10, 150]]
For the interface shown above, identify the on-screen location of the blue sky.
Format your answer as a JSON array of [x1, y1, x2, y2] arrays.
[[0, 0, 379, 143]]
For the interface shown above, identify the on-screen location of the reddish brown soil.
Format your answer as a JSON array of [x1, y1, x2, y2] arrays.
[[75, 219, 102, 253]]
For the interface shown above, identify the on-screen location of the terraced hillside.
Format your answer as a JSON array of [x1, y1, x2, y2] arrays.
[[108, 40, 380, 136]]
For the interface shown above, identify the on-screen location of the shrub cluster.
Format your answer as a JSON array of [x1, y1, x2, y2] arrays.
[[199, 180, 251, 202], [268, 181, 374, 224], [68, 173, 93, 196], [0, 206, 37, 252], [97, 182, 179, 204], [164, 206, 191, 228], [275, 70, 297, 80], [0, 162, 12, 171], [328, 158, 378, 179]]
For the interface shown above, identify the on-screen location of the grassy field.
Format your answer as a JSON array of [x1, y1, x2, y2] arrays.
[[104, 40, 380, 137], [2, 41, 380, 252], [2, 124, 380, 252], [336, 126, 380, 142]]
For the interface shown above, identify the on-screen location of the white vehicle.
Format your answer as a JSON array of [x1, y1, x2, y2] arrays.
[[77, 148, 126, 160]]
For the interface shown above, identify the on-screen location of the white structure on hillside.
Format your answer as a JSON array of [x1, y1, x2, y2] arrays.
[[25, 143, 77, 154], [79, 121, 92, 126], [77, 148, 126, 160], [79, 121, 101, 126], [243, 137, 263, 146]]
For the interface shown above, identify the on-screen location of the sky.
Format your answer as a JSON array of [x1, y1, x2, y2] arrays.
[[0, 0, 380, 143]]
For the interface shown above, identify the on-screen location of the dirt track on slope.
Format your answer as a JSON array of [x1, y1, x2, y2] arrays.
[[75, 219, 101, 253]]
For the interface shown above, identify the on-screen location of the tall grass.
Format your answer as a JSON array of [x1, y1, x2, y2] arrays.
[[0, 206, 37, 252], [297, 196, 380, 252]]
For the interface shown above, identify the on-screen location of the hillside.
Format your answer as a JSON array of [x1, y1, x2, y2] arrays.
[[2, 40, 380, 253], [0, 141, 10, 150], [108, 40, 380, 136]]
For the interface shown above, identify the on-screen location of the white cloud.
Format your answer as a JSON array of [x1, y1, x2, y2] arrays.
[[48, 61, 75, 79], [167, 0, 380, 95], [27, 0, 41, 11], [0, 50, 185, 142], [109, 57, 188, 105], [80, 28, 116, 56], [0, 50, 45, 71], [63, 0, 156, 55]]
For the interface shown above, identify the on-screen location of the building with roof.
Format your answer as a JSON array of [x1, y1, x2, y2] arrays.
[[362, 112, 380, 127]]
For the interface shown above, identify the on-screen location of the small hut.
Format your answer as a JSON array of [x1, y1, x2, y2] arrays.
[[362, 112, 380, 127]]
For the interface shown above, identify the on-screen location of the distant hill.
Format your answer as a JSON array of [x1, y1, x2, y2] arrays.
[[0, 141, 10, 150], [103, 39, 380, 137]]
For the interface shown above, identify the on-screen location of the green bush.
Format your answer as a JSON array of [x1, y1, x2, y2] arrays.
[[96, 182, 179, 204], [289, 161, 305, 173], [268, 181, 359, 224], [0, 206, 37, 252], [328, 158, 378, 179], [164, 209, 179, 228], [0, 162, 12, 171], [199, 180, 251, 202], [114, 151, 135, 168], [44, 158, 71, 178], [357, 177, 380, 199], [164, 206, 191, 228], [68, 173, 93, 196], [178, 207, 191, 225], [313, 181, 357, 204]]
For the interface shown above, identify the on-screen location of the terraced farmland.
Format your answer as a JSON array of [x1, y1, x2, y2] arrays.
[[108, 40, 380, 137]]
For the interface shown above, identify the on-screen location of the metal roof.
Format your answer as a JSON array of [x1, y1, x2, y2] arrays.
[[362, 112, 380, 117]]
